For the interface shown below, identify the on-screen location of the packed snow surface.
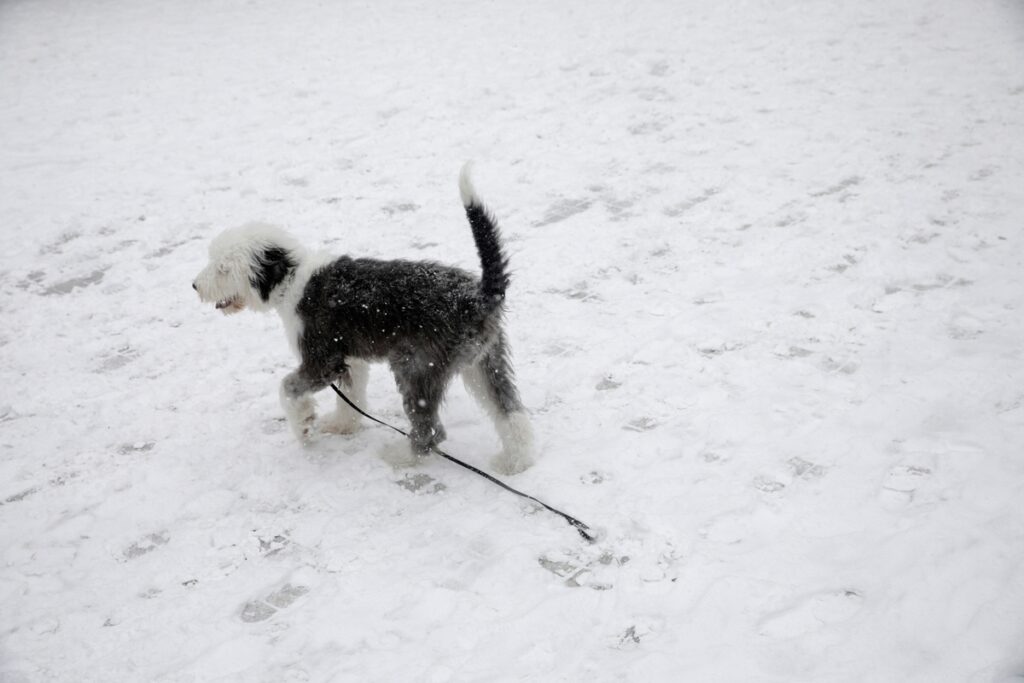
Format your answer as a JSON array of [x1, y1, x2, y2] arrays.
[[2, 0, 1023, 681]]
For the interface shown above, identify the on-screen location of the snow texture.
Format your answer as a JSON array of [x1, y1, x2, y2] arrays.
[[2, 0, 1024, 681]]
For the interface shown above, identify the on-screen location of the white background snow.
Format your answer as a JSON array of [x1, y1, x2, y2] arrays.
[[2, 0, 1023, 680]]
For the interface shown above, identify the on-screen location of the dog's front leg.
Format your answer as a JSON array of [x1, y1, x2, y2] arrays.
[[279, 368, 324, 444], [322, 358, 370, 435]]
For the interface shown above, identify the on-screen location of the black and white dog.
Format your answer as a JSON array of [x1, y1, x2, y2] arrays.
[[193, 165, 535, 474]]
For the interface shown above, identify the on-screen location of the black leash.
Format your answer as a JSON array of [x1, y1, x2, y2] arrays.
[[328, 383, 598, 543]]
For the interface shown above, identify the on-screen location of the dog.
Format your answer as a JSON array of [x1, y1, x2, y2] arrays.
[[193, 165, 536, 474]]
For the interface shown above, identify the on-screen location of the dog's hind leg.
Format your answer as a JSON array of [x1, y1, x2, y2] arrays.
[[462, 333, 536, 475], [392, 355, 450, 456], [322, 358, 370, 434]]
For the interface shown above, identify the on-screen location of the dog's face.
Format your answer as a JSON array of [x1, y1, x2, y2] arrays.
[[193, 222, 300, 315]]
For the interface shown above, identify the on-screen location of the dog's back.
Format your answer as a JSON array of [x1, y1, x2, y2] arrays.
[[297, 255, 495, 362]]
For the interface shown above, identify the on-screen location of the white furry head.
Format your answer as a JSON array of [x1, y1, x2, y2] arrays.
[[193, 222, 306, 315]]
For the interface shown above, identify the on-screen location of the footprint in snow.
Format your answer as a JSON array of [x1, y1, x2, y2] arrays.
[[117, 441, 155, 455], [809, 175, 862, 199], [775, 212, 808, 228], [948, 314, 985, 340], [15, 270, 46, 291], [905, 274, 973, 291], [395, 473, 446, 494], [603, 195, 638, 222], [261, 417, 287, 435], [124, 531, 169, 560], [240, 583, 311, 623], [758, 589, 863, 638], [580, 470, 609, 485], [612, 620, 664, 650], [537, 550, 629, 591], [533, 198, 593, 227], [40, 268, 109, 296], [648, 59, 670, 77], [96, 345, 140, 373], [827, 253, 860, 274], [282, 175, 309, 187], [628, 117, 671, 135], [380, 202, 418, 217], [145, 237, 197, 260], [884, 464, 932, 488], [880, 464, 932, 507], [697, 340, 741, 357], [788, 457, 826, 480], [613, 624, 653, 650], [39, 231, 82, 255], [546, 281, 601, 302], [257, 533, 291, 557], [542, 341, 581, 357], [663, 187, 719, 217], [753, 476, 785, 494], [821, 356, 859, 375], [968, 165, 997, 181], [623, 417, 658, 432], [1, 487, 39, 506], [773, 345, 814, 359]]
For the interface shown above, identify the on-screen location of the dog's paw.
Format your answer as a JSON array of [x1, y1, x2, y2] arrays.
[[379, 440, 423, 469], [491, 450, 536, 476], [320, 410, 362, 435], [432, 424, 447, 445], [289, 414, 318, 445], [492, 412, 536, 475], [281, 391, 318, 445]]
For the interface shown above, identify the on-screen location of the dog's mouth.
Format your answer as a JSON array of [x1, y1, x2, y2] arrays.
[[215, 297, 245, 315]]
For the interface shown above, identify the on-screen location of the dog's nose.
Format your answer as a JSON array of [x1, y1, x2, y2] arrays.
[[192, 281, 197, 291]]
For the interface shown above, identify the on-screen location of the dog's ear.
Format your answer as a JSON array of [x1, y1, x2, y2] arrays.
[[251, 247, 294, 302]]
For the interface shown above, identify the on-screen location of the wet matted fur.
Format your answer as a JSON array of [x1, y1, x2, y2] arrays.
[[193, 165, 535, 474]]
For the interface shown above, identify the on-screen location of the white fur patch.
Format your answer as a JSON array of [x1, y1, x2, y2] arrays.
[[460, 363, 500, 421], [458, 162, 479, 208], [462, 365, 537, 474], [321, 359, 371, 434], [491, 411, 536, 475], [275, 249, 335, 359], [279, 384, 317, 444]]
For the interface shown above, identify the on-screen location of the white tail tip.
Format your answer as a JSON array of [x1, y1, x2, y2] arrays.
[[459, 161, 479, 208]]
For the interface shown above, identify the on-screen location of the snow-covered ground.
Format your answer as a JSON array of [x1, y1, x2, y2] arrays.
[[2, 0, 1023, 680]]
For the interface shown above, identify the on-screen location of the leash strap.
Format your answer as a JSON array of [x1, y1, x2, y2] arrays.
[[328, 383, 597, 543]]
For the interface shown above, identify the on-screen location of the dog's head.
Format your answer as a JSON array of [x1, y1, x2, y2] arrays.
[[193, 222, 304, 315]]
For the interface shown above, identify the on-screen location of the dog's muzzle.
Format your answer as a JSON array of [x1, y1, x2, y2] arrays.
[[215, 297, 245, 314], [193, 281, 245, 314]]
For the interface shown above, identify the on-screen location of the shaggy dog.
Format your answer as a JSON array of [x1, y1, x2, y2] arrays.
[[193, 165, 535, 475]]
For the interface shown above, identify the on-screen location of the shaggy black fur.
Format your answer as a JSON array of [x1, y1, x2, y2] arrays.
[[280, 202, 524, 453], [252, 247, 296, 302], [464, 203, 509, 300]]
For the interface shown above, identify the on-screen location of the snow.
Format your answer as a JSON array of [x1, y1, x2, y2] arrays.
[[2, 0, 1023, 680]]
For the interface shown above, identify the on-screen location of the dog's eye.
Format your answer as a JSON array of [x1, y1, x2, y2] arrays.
[[217, 261, 231, 275]]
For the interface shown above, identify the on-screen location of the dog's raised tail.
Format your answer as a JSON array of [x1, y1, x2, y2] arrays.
[[460, 163, 510, 303]]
